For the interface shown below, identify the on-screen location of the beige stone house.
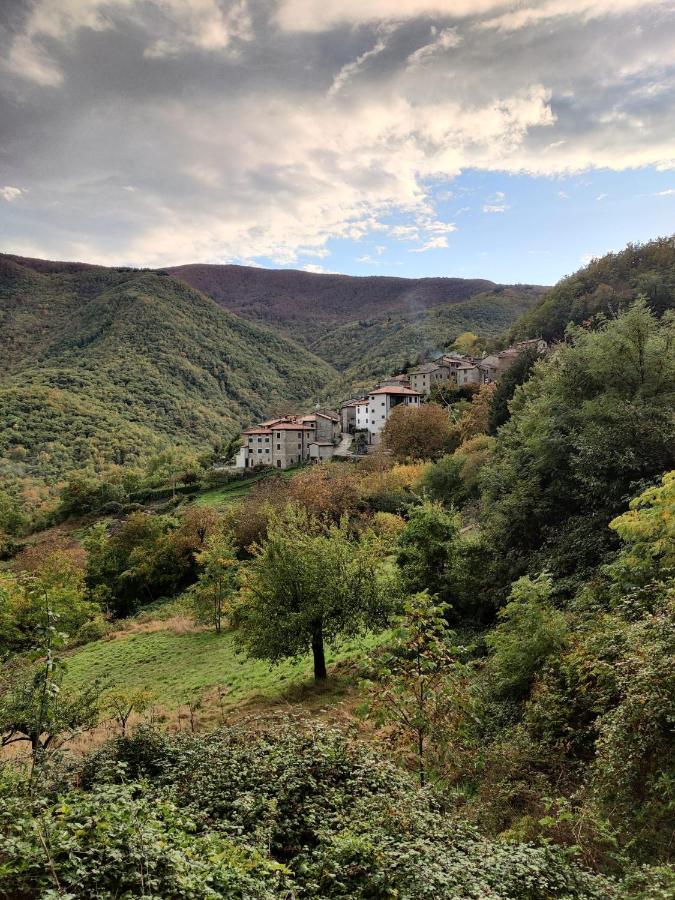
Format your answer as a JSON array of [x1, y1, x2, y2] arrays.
[[408, 362, 452, 396]]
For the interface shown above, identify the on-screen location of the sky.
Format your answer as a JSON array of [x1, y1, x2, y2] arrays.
[[1, 0, 674, 285]]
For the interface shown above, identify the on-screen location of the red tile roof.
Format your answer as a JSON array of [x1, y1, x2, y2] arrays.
[[368, 386, 422, 396]]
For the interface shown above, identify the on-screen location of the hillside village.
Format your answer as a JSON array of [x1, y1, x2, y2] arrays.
[[235, 337, 547, 468]]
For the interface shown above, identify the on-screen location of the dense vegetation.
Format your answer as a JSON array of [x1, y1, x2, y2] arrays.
[[512, 236, 675, 341], [0, 255, 338, 484], [169, 262, 543, 379], [1, 244, 674, 897]]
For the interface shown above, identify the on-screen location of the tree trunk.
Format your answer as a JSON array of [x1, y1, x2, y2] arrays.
[[311, 624, 327, 681]]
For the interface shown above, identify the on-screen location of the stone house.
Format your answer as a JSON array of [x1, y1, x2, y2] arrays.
[[408, 362, 452, 396], [366, 385, 422, 445], [456, 363, 484, 386]]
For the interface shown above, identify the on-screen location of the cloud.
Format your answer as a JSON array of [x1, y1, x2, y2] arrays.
[[596, 192, 608, 200], [407, 26, 461, 68], [329, 28, 394, 96], [409, 235, 449, 251], [482, 191, 510, 212], [0, 186, 23, 202], [0, 0, 674, 266], [654, 188, 675, 195], [3, 0, 253, 85], [302, 263, 329, 272], [557, 190, 569, 198]]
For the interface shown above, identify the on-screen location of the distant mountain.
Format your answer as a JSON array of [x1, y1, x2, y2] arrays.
[[511, 236, 675, 342], [164, 263, 545, 376], [0, 256, 338, 481]]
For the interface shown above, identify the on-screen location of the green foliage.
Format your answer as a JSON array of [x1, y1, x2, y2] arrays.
[[189, 531, 240, 632], [83, 511, 204, 617], [236, 506, 393, 680], [481, 301, 675, 595], [513, 236, 675, 342], [0, 721, 612, 899], [488, 346, 540, 433], [0, 556, 100, 655], [0, 778, 288, 899], [486, 574, 569, 699], [369, 591, 462, 785], [0, 260, 338, 483], [396, 500, 465, 613]]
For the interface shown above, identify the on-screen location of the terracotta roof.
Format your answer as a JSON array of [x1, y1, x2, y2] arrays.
[[355, 399, 369, 405], [368, 386, 422, 396], [273, 423, 314, 431], [242, 427, 272, 435], [315, 411, 339, 421]]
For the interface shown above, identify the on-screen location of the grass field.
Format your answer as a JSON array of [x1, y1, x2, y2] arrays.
[[64, 626, 388, 709], [194, 465, 305, 508]]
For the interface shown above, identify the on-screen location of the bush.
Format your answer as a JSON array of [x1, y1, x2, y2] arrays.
[[486, 574, 569, 699]]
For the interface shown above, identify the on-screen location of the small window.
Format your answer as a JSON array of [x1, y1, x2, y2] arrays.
[[257, 437, 262, 443], [265, 449, 270, 453], [277, 432, 281, 438], [277, 444, 281, 450], [381, 415, 385, 420], [381, 401, 385, 406], [265, 437, 269, 443], [257, 449, 262, 454], [276, 460, 281, 468]]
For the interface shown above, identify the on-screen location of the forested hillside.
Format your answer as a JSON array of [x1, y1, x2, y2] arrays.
[[512, 236, 675, 341], [0, 256, 338, 482], [166, 261, 544, 371]]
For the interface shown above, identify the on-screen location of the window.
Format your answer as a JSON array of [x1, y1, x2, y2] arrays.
[[382, 415, 385, 420], [257, 437, 262, 443], [265, 437, 269, 443], [277, 432, 281, 438], [277, 444, 281, 450], [257, 449, 262, 454], [265, 449, 270, 454], [276, 460, 281, 468], [381, 401, 385, 406]]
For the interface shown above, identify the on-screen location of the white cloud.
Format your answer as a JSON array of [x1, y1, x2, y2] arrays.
[[557, 190, 569, 199], [596, 192, 608, 200], [276, 1, 506, 32], [3, 0, 252, 84], [409, 235, 448, 251], [654, 188, 675, 195], [407, 27, 461, 68], [329, 28, 394, 96], [482, 191, 509, 212], [301, 263, 328, 272], [0, 186, 23, 202]]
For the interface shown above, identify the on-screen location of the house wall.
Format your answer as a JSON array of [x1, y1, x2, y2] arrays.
[[367, 393, 421, 444]]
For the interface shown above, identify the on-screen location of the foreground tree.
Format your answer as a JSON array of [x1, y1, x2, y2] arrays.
[[370, 592, 462, 786], [235, 506, 392, 680]]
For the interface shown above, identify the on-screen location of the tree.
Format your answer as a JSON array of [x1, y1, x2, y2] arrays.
[[488, 347, 540, 434], [381, 404, 456, 461], [396, 500, 464, 608], [486, 574, 568, 699], [457, 382, 496, 442], [105, 687, 154, 737], [189, 532, 239, 632], [235, 506, 392, 680], [369, 592, 462, 786], [481, 301, 675, 595], [0, 589, 100, 777], [452, 331, 481, 356]]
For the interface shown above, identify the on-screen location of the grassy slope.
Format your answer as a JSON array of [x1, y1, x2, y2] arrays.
[[0, 257, 340, 481], [195, 466, 303, 508], [64, 626, 386, 708]]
